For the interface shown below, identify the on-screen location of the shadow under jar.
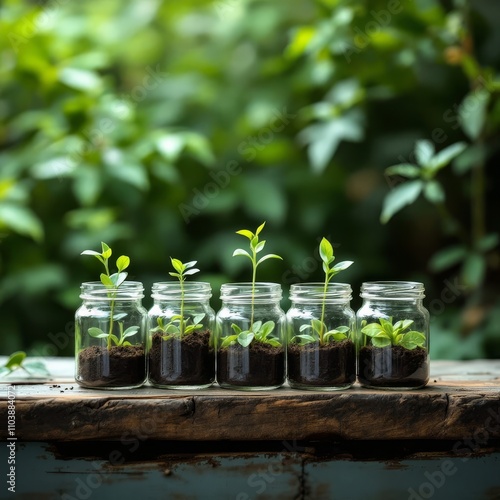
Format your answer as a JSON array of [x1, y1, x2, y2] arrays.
[[356, 281, 430, 390], [286, 283, 356, 390], [147, 282, 215, 389], [75, 282, 147, 389], [216, 283, 286, 391]]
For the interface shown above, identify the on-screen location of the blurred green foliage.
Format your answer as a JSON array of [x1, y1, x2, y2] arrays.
[[0, 0, 498, 359]]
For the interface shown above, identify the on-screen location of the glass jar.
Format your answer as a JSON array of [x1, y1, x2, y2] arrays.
[[286, 283, 356, 390], [148, 282, 215, 389], [75, 281, 147, 389], [356, 281, 430, 389], [216, 282, 286, 390]]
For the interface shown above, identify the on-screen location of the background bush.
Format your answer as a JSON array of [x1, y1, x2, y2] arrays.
[[0, 0, 499, 359]]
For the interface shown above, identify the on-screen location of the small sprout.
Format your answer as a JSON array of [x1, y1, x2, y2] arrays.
[[0, 351, 50, 379], [291, 237, 353, 346], [361, 317, 426, 349], [81, 242, 137, 349], [152, 258, 205, 340], [221, 222, 283, 348]]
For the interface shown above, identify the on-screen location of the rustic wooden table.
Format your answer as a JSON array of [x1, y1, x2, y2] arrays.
[[1, 358, 500, 499]]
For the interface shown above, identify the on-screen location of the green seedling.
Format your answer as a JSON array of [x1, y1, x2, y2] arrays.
[[221, 221, 282, 348], [0, 351, 50, 379], [81, 241, 137, 349], [361, 317, 426, 349], [152, 258, 205, 340], [292, 237, 353, 346]]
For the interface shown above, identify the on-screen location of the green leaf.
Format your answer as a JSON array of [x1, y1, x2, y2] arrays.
[[255, 222, 266, 235], [80, 250, 102, 257], [264, 338, 282, 347], [100, 274, 114, 287], [88, 327, 108, 338], [361, 323, 386, 337], [166, 324, 180, 334], [393, 319, 413, 331], [299, 324, 312, 332], [334, 326, 350, 334], [171, 258, 184, 274], [232, 248, 252, 259], [110, 272, 127, 287], [385, 164, 420, 178], [183, 268, 200, 276], [310, 319, 324, 335], [22, 360, 50, 377], [220, 335, 238, 348], [319, 237, 334, 263], [122, 326, 139, 339], [399, 331, 426, 350], [380, 180, 423, 223], [476, 233, 499, 253], [258, 321, 275, 339], [323, 331, 348, 342], [427, 142, 467, 173], [459, 92, 489, 140], [59, 67, 102, 92], [5, 351, 26, 370], [292, 334, 317, 344], [379, 318, 394, 336], [184, 261, 197, 269], [424, 181, 445, 204], [116, 255, 130, 272], [193, 314, 206, 325], [415, 140, 434, 167], [461, 253, 486, 288], [101, 242, 112, 259], [429, 245, 467, 272], [0, 203, 44, 241], [256, 253, 283, 266], [237, 331, 255, 347], [236, 229, 254, 239], [231, 324, 242, 335], [251, 321, 262, 333], [331, 260, 353, 274], [255, 240, 266, 253], [371, 337, 391, 347]]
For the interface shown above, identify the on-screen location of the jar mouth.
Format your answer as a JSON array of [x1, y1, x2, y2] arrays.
[[80, 281, 144, 300], [360, 281, 425, 300], [289, 282, 352, 302], [151, 281, 212, 300], [220, 282, 282, 302]]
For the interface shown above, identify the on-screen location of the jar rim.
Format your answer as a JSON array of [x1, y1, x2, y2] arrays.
[[80, 281, 144, 300], [289, 282, 352, 302], [151, 281, 212, 300], [360, 281, 425, 300], [220, 282, 282, 302]]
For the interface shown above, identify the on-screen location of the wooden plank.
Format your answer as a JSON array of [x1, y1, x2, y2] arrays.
[[0, 359, 499, 442]]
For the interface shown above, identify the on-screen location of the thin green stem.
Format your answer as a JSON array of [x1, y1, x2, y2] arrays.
[[180, 276, 185, 335], [251, 249, 257, 328], [319, 275, 328, 345], [108, 293, 115, 349]]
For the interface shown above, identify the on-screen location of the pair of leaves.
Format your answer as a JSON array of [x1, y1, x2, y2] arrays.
[[81, 242, 131, 289], [220, 320, 281, 348], [382, 141, 467, 223], [0, 351, 50, 379], [319, 237, 353, 280], [169, 258, 200, 281], [88, 324, 139, 346], [154, 314, 205, 339], [233, 222, 283, 270], [361, 317, 426, 350], [292, 322, 350, 345]]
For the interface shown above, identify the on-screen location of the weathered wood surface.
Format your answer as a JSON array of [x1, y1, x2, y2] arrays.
[[0, 358, 499, 442]]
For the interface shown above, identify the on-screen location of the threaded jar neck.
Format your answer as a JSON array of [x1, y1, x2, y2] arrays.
[[360, 281, 425, 301], [289, 283, 352, 303], [220, 282, 282, 303], [151, 282, 212, 301], [80, 281, 144, 300]]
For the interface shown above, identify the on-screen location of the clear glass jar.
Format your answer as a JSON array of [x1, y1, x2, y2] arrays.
[[286, 283, 356, 390], [148, 282, 215, 389], [356, 281, 430, 389], [216, 282, 286, 390], [75, 281, 147, 389]]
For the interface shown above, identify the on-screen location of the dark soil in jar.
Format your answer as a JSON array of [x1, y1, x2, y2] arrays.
[[217, 342, 285, 388], [148, 330, 215, 386], [77, 345, 146, 388], [358, 345, 429, 388], [287, 339, 356, 387]]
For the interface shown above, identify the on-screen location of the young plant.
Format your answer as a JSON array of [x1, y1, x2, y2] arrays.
[[152, 258, 205, 340], [0, 351, 50, 379], [361, 317, 426, 349], [221, 222, 282, 348], [81, 242, 137, 349], [292, 237, 353, 346]]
